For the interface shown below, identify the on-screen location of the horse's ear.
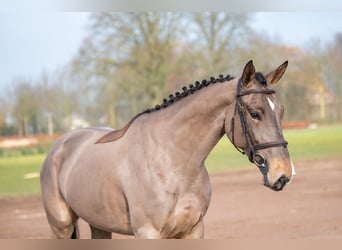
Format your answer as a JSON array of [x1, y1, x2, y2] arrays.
[[265, 61, 288, 84], [241, 60, 255, 87]]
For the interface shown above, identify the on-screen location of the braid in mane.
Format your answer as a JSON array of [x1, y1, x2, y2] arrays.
[[144, 74, 235, 114]]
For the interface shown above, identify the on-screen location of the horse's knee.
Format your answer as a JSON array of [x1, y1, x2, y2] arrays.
[[184, 220, 204, 239], [134, 224, 160, 239]]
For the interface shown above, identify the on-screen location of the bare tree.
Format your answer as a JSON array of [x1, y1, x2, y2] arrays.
[[11, 80, 41, 136], [190, 13, 251, 75], [72, 12, 185, 127], [321, 33, 342, 121]]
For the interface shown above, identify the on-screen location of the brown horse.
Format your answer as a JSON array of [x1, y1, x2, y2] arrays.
[[40, 60, 295, 239]]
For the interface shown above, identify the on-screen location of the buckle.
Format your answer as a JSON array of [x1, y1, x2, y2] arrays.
[[253, 153, 267, 168]]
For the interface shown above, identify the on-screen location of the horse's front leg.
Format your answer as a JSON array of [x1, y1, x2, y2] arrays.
[[134, 224, 161, 239], [182, 220, 204, 239], [133, 220, 205, 239]]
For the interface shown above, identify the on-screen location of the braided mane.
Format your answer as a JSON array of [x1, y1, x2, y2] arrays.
[[96, 74, 235, 144], [145, 74, 235, 113]]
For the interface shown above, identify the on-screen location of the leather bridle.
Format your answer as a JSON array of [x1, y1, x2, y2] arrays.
[[230, 78, 288, 176]]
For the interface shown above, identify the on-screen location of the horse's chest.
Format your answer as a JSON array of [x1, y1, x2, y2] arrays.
[[125, 166, 211, 238]]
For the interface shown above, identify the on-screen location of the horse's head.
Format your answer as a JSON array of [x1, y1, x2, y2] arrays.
[[225, 60, 295, 191]]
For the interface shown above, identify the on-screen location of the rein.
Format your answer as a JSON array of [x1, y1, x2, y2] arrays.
[[230, 78, 288, 176]]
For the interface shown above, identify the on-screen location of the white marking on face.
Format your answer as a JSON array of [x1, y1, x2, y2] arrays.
[[267, 97, 275, 111], [291, 160, 296, 176], [288, 160, 296, 184]]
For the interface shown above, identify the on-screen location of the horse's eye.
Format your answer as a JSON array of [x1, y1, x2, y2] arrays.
[[250, 112, 261, 121]]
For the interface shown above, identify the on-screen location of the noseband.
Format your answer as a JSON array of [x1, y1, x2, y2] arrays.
[[230, 78, 288, 176]]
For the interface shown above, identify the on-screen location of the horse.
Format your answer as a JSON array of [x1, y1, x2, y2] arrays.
[[40, 60, 295, 239]]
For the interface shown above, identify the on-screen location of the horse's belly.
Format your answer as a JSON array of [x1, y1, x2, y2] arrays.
[[82, 208, 133, 235], [66, 180, 133, 234]]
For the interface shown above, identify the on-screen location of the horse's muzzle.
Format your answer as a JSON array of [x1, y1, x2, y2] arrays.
[[265, 175, 290, 191]]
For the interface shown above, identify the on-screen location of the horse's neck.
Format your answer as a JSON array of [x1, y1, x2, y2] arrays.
[[153, 79, 237, 167]]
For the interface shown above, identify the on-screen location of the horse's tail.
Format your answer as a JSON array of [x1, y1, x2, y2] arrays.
[[40, 137, 79, 239]]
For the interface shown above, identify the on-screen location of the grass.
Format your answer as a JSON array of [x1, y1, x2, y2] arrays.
[[0, 125, 341, 197], [283, 125, 342, 160], [0, 154, 45, 197], [206, 124, 342, 173]]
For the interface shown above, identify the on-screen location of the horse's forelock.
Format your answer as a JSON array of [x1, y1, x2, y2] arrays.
[[255, 72, 267, 86]]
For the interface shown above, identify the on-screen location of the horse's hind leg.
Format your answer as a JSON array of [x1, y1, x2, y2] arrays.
[[90, 225, 112, 239], [41, 151, 79, 239], [42, 200, 79, 238], [43, 196, 79, 239]]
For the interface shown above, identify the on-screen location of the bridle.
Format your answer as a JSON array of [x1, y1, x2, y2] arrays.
[[230, 78, 288, 177]]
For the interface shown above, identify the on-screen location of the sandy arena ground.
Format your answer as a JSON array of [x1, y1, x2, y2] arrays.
[[0, 158, 341, 239]]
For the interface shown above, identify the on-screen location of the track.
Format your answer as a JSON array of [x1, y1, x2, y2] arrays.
[[0, 158, 341, 239]]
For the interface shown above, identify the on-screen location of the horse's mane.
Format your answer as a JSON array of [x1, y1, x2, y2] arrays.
[[96, 74, 235, 144]]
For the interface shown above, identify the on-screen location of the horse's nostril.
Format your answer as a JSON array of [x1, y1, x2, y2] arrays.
[[280, 175, 289, 184], [273, 175, 290, 191]]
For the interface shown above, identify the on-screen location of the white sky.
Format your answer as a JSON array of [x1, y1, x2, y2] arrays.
[[0, 13, 89, 92], [0, 12, 342, 94], [251, 12, 342, 47]]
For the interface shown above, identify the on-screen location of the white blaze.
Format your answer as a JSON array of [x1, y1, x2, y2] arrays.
[[288, 160, 296, 184], [291, 160, 296, 176], [267, 97, 275, 111]]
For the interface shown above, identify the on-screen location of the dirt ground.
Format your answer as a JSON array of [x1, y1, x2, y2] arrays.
[[0, 158, 341, 239]]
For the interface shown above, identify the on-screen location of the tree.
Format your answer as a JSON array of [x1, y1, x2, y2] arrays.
[[190, 13, 251, 75], [11, 80, 41, 136], [72, 12, 185, 127], [0, 97, 4, 127], [0, 96, 16, 136], [236, 31, 320, 121], [35, 70, 72, 134], [321, 33, 342, 121]]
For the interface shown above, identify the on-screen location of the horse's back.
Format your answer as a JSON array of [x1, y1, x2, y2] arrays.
[[41, 127, 113, 174]]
